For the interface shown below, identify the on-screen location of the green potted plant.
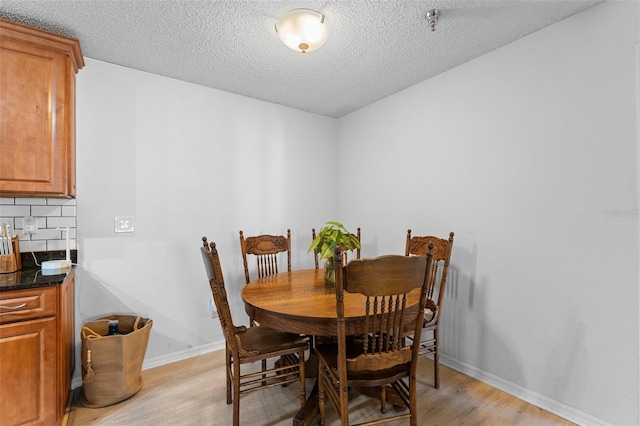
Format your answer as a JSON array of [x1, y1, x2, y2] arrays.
[[308, 221, 361, 285]]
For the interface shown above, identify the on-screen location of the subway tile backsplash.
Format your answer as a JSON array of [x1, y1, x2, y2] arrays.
[[0, 197, 77, 253]]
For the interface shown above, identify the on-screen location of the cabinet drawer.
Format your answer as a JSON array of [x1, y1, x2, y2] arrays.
[[0, 286, 57, 323]]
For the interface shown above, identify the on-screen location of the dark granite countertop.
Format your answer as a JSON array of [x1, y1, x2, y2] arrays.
[[0, 250, 77, 291]]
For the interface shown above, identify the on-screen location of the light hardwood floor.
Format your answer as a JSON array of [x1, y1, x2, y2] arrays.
[[68, 350, 575, 425]]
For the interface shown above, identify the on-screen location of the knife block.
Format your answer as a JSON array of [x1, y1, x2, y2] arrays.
[[0, 236, 21, 273]]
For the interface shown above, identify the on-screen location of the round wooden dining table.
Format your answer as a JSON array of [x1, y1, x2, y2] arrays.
[[242, 268, 422, 426], [242, 268, 422, 336]]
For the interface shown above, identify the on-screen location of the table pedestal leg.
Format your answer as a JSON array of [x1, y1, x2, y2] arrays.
[[293, 380, 318, 426]]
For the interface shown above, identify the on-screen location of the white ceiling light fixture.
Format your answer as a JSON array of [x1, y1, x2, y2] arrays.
[[275, 9, 328, 53]]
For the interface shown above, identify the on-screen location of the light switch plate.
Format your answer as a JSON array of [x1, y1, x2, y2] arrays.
[[115, 216, 135, 233]]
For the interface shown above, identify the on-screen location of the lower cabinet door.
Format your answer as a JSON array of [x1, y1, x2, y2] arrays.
[[0, 316, 56, 426]]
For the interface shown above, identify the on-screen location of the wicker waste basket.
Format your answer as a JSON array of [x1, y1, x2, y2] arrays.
[[80, 315, 152, 407]]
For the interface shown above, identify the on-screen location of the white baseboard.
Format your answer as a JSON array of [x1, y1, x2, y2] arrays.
[[440, 354, 610, 426], [141, 340, 225, 370], [71, 339, 225, 389]]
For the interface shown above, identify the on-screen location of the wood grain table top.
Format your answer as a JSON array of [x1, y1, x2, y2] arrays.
[[242, 268, 420, 336]]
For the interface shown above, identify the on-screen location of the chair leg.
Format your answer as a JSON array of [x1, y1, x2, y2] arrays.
[[409, 376, 418, 426], [257, 316, 265, 386], [298, 349, 306, 406], [226, 346, 232, 404], [380, 385, 387, 414], [262, 359, 267, 386], [434, 329, 440, 389], [318, 361, 326, 426], [233, 360, 241, 426], [340, 381, 350, 425]]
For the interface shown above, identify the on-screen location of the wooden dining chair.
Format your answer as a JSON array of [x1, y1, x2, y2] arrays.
[[312, 227, 361, 269], [404, 229, 454, 389], [239, 229, 291, 284], [200, 237, 308, 426], [316, 247, 434, 426]]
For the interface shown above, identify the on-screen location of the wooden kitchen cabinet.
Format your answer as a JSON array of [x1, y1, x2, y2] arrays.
[[0, 272, 75, 426], [0, 19, 84, 198]]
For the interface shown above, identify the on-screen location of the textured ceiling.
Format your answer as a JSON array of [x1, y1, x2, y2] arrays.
[[0, 0, 600, 118]]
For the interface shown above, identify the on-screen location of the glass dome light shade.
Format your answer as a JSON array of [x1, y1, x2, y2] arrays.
[[276, 9, 328, 53]]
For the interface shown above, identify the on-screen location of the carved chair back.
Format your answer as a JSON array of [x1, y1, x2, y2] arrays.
[[201, 237, 240, 355], [239, 229, 291, 284], [404, 230, 454, 320]]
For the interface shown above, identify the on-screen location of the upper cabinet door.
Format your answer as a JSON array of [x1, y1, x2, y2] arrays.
[[0, 19, 83, 198]]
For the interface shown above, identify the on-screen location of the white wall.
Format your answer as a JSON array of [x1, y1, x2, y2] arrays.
[[337, 2, 638, 425], [75, 59, 338, 366], [72, 1, 637, 425]]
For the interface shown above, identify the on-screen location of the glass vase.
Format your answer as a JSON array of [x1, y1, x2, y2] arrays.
[[324, 258, 335, 286]]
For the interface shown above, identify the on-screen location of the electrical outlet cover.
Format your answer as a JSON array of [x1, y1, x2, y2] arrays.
[[23, 216, 38, 234], [115, 216, 135, 233]]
